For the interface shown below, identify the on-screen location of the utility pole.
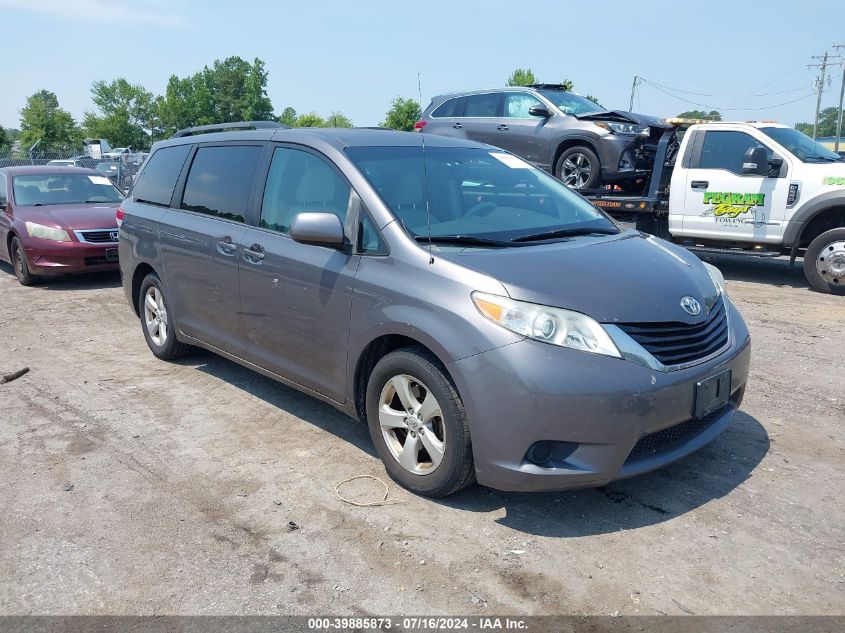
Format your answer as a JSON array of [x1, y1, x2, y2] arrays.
[[808, 51, 836, 139], [629, 74, 639, 112], [834, 44, 845, 152]]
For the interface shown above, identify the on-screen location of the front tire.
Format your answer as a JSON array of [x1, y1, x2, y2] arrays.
[[138, 273, 193, 359], [10, 237, 38, 286], [555, 146, 602, 190], [803, 228, 845, 295], [365, 347, 475, 497]]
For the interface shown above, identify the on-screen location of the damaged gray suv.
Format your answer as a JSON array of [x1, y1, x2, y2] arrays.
[[119, 121, 750, 497]]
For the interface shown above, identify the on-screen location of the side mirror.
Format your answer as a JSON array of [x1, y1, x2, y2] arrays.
[[290, 212, 345, 247], [742, 146, 770, 176], [768, 156, 783, 176], [528, 105, 551, 118]]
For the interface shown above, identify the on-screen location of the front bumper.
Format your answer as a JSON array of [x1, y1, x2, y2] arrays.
[[24, 237, 119, 276], [449, 301, 751, 492], [595, 131, 666, 183]]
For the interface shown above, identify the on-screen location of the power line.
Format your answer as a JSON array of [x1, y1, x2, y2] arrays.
[[638, 77, 816, 111], [643, 79, 810, 98]]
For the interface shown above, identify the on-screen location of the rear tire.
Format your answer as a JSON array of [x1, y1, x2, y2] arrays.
[[365, 347, 475, 497], [803, 228, 845, 295], [10, 237, 38, 286], [138, 273, 193, 360], [555, 146, 602, 190]]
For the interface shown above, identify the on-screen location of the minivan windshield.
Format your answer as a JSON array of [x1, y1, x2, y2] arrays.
[[13, 173, 124, 206], [536, 90, 604, 116], [345, 146, 617, 244], [759, 127, 843, 162]]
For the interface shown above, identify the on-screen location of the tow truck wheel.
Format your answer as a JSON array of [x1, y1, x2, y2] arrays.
[[555, 146, 601, 190], [804, 228, 845, 295]]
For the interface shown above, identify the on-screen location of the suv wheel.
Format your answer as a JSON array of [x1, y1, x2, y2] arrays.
[[365, 347, 475, 497], [804, 228, 845, 295], [10, 236, 38, 286], [138, 273, 193, 359], [555, 146, 601, 190]]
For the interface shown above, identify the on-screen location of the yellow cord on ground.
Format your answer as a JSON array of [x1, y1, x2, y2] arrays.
[[335, 475, 398, 506]]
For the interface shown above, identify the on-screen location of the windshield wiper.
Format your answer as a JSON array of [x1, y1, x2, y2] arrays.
[[413, 234, 511, 247], [511, 226, 618, 243]]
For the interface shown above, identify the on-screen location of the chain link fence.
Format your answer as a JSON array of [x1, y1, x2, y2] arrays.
[[0, 147, 147, 193]]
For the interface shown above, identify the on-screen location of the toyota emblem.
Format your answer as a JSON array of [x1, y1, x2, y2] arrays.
[[680, 296, 701, 316]]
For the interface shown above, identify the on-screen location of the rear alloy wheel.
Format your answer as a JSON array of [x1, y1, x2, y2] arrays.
[[366, 347, 475, 497], [555, 146, 602, 190], [804, 228, 845, 295], [10, 237, 37, 286], [138, 273, 193, 359]]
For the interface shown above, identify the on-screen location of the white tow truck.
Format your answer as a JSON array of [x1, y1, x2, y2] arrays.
[[586, 120, 845, 294]]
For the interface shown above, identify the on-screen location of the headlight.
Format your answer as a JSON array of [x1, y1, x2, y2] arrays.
[[703, 262, 727, 296], [472, 292, 621, 358], [25, 222, 71, 242], [596, 121, 650, 136]]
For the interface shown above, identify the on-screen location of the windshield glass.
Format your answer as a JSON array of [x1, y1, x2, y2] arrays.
[[345, 146, 616, 244], [537, 90, 604, 116], [13, 173, 124, 206], [760, 127, 842, 162]]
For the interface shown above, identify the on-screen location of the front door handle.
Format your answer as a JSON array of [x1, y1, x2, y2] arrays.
[[691, 180, 709, 189], [243, 244, 265, 263], [216, 236, 237, 256], [497, 124, 510, 131], [452, 122, 463, 129]]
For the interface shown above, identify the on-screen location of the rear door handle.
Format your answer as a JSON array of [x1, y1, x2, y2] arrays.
[[691, 180, 709, 189], [243, 243, 265, 263], [452, 122, 463, 129], [497, 124, 509, 131], [216, 236, 237, 256]]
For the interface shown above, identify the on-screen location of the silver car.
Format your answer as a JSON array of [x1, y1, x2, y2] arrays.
[[119, 123, 750, 497]]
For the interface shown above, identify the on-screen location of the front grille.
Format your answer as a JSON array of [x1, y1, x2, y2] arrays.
[[79, 229, 118, 243], [617, 297, 729, 366], [624, 406, 728, 464]]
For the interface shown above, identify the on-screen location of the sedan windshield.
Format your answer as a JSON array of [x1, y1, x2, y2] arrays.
[[345, 146, 617, 244], [537, 90, 604, 116], [760, 127, 842, 162], [13, 173, 124, 206]]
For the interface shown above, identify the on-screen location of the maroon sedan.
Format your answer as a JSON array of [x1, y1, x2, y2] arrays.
[[0, 166, 124, 285]]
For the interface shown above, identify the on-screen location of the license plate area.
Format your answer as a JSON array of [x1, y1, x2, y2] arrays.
[[105, 248, 118, 262], [693, 370, 731, 419]]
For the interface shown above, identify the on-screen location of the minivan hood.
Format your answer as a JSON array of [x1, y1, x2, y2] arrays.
[[575, 110, 671, 128], [17, 203, 120, 231], [437, 232, 720, 323]]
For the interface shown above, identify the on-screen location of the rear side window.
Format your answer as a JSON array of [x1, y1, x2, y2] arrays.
[[432, 97, 465, 118], [464, 93, 501, 117], [260, 147, 351, 234], [132, 144, 191, 206], [181, 145, 262, 223]]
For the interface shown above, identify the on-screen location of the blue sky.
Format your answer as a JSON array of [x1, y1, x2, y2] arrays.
[[1, 0, 842, 130]]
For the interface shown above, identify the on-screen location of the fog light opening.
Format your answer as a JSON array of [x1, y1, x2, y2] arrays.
[[525, 441, 579, 467]]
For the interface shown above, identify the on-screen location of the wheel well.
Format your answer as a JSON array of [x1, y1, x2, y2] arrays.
[[799, 207, 845, 247], [6, 230, 18, 259], [552, 139, 598, 174], [130, 263, 156, 316], [353, 334, 451, 422]]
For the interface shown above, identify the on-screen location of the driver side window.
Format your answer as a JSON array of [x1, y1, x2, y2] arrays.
[[699, 131, 773, 176], [0, 173, 7, 207], [504, 93, 542, 118]]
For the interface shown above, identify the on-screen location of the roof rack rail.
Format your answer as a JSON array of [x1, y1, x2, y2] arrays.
[[527, 83, 573, 91], [171, 120, 288, 138]]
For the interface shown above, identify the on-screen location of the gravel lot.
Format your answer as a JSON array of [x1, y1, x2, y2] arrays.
[[0, 254, 842, 616]]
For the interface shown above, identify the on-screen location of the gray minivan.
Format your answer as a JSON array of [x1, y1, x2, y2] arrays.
[[118, 122, 750, 497]]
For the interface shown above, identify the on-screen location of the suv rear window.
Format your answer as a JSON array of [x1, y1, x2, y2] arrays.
[[432, 97, 465, 118], [181, 145, 262, 223], [132, 145, 191, 206]]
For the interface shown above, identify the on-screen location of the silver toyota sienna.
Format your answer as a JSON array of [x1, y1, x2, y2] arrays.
[[118, 122, 750, 497]]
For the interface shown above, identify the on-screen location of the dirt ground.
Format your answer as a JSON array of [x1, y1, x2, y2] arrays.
[[0, 254, 842, 616]]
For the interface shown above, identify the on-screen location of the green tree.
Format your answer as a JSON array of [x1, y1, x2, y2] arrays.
[[278, 106, 297, 127], [293, 112, 327, 128], [326, 111, 353, 128], [506, 68, 537, 87], [795, 107, 844, 138], [381, 96, 422, 132], [558, 79, 575, 92], [0, 125, 8, 151], [19, 90, 80, 151], [676, 109, 722, 121], [584, 94, 604, 108], [82, 78, 156, 149]]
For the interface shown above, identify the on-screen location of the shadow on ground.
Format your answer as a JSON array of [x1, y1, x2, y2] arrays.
[[180, 350, 769, 538], [0, 261, 121, 290], [699, 253, 807, 289]]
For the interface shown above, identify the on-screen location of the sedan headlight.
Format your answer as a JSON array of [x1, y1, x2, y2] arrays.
[[25, 221, 71, 242], [596, 121, 650, 136], [703, 262, 727, 296], [472, 292, 621, 357]]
